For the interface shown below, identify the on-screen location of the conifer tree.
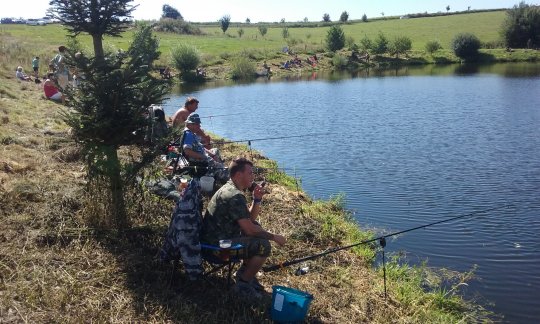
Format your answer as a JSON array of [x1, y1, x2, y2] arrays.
[[49, 1, 170, 228]]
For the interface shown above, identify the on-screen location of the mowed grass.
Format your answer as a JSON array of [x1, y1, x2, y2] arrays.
[[1, 10, 508, 66]]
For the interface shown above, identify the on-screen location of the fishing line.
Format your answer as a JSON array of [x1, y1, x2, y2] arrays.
[[210, 132, 336, 145], [262, 204, 513, 272]]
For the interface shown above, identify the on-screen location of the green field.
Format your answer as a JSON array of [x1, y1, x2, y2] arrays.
[[3, 9, 539, 77], [1, 11, 507, 60]]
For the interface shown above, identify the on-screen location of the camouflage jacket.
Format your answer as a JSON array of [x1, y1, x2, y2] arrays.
[[200, 180, 250, 245]]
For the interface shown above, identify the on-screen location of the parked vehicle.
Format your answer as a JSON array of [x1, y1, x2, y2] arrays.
[[26, 19, 47, 26]]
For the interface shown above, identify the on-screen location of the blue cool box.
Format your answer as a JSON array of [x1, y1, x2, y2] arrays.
[[271, 285, 314, 323]]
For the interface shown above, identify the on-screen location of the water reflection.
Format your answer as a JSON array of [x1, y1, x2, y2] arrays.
[[173, 63, 540, 95]]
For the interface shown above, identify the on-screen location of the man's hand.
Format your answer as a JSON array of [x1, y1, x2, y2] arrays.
[[272, 234, 286, 246], [252, 184, 266, 200]]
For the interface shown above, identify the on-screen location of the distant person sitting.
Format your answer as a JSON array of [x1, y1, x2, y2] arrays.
[[43, 73, 65, 103], [161, 66, 172, 79], [16, 66, 32, 81]]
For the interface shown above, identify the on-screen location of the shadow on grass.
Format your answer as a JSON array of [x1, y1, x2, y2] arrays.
[[97, 228, 273, 322]]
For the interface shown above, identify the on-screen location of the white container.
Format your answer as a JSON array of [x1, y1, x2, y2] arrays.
[[200, 176, 215, 192]]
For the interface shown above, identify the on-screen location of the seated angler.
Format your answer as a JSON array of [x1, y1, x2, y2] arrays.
[[182, 113, 227, 181], [200, 157, 286, 299]]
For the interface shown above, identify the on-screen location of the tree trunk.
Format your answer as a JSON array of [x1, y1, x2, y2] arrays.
[[103, 145, 127, 230], [92, 34, 104, 60]]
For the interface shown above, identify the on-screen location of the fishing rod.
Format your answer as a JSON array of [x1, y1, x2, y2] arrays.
[[262, 204, 512, 272], [211, 132, 336, 145], [200, 113, 242, 118]]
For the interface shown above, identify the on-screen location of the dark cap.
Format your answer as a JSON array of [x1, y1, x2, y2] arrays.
[[186, 113, 201, 124]]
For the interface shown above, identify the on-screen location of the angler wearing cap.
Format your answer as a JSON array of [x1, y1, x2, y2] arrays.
[[182, 113, 228, 182]]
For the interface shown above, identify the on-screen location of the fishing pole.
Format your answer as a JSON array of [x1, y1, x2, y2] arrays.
[[262, 204, 512, 272], [211, 132, 336, 145], [200, 113, 243, 118]]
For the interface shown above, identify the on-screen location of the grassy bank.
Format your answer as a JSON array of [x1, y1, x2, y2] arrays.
[[2, 10, 540, 81], [0, 94, 492, 322], [1, 42, 496, 323]]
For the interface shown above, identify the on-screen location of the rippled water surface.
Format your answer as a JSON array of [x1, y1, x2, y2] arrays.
[[164, 64, 540, 322]]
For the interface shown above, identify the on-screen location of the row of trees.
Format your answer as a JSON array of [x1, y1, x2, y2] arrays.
[[326, 26, 413, 58]]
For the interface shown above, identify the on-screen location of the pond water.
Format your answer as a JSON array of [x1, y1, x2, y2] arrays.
[[163, 63, 540, 323]]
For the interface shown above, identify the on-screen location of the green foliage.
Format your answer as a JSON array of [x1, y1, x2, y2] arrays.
[[171, 43, 200, 74], [326, 25, 345, 52], [237, 28, 244, 38], [501, 1, 540, 48], [346, 36, 356, 49], [323, 13, 331, 22], [153, 18, 202, 35], [372, 32, 389, 54], [451, 33, 481, 59], [61, 25, 169, 228], [162, 4, 182, 20], [128, 23, 160, 67], [230, 56, 256, 80], [425, 40, 443, 54], [332, 54, 348, 69], [359, 35, 373, 52], [258, 25, 268, 37], [340, 11, 349, 23], [362, 13, 368, 22], [48, 0, 136, 58], [219, 15, 231, 33], [281, 27, 289, 39], [391, 35, 412, 57]]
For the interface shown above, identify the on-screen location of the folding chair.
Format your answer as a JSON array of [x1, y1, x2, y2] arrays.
[[201, 243, 244, 286]]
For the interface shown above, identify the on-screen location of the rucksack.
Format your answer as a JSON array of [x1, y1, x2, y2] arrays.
[[160, 178, 203, 279]]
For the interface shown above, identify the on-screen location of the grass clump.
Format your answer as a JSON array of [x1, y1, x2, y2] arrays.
[[230, 56, 256, 80], [171, 43, 201, 77]]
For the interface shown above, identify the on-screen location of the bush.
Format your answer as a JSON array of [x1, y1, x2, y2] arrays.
[[346, 36, 356, 50], [171, 44, 200, 74], [326, 25, 345, 52], [372, 32, 389, 55], [282, 27, 289, 39], [451, 33, 481, 59], [425, 40, 442, 54], [390, 36, 412, 58], [231, 57, 256, 80], [501, 2, 540, 48], [153, 18, 202, 35], [258, 25, 268, 37], [219, 15, 231, 33], [359, 35, 373, 52], [332, 54, 348, 69]]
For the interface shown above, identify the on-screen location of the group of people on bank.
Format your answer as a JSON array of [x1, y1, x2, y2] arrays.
[[158, 97, 286, 300], [15, 45, 83, 104]]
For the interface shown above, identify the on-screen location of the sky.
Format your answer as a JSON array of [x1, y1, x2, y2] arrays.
[[1, 0, 536, 22]]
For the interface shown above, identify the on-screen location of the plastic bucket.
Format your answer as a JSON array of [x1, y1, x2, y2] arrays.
[[199, 176, 214, 192], [271, 285, 313, 323]]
